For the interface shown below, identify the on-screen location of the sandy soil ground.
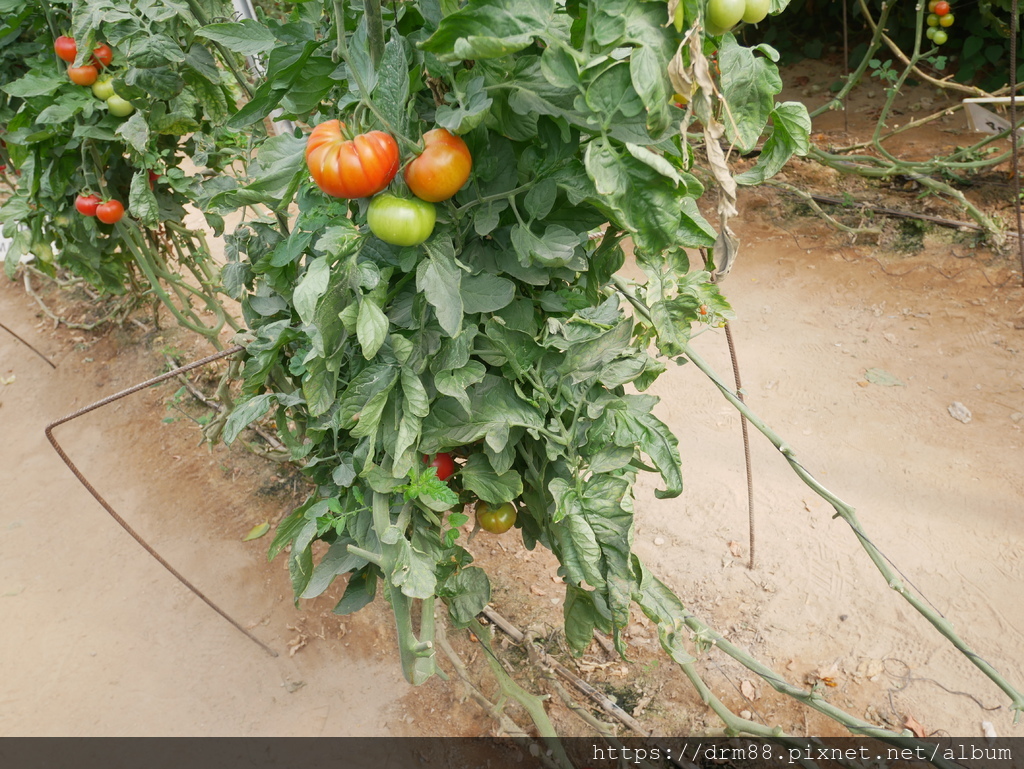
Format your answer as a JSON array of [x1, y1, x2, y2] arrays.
[[1, 62, 1022, 739]]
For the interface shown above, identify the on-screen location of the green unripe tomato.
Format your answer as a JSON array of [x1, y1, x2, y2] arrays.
[[742, 0, 771, 24], [926, 26, 938, 39], [926, 13, 939, 25], [932, 28, 948, 44], [939, 12, 954, 26], [92, 77, 115, 100], [366, 194, 436, 247], [706, 0, 745, 33], [476, 501, 517, 534], [106, 94, 135, 117]]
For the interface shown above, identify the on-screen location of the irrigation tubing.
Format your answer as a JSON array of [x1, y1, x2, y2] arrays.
[[44, 344, 279, 658]]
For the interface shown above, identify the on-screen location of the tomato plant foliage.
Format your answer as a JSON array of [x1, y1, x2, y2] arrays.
[[212, 0, 807, 684], [2, 0, 808, 687]]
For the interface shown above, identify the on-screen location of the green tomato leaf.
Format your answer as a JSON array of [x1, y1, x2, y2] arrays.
[[293, 256, 331, 325], [460, 273, 515, 313], [374, 35, 410, 136], [417, 237, 464, 337], [196, 20, 276, 56], [223, 393, 276, 444], [129, 171, 160, 228], [333, 566, 378, 615], [445, 567, 491, 627], [356, 299, 389, 360], [460, 453, 523, 505], [115, 112, 150, 153], [391, 540, 438, 600], [2, 71, 64, 98], [436, 72, 493, 135], [420, 0, 556, 61], [735, 101, 812, 186], [718, 35, 783, 153], [420, 375, 545, 453]]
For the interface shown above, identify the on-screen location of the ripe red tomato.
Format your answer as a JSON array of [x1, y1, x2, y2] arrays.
[[74, 194, 101, 216], [54, 36, 77, 63], [68, 64, 99, 86], [476, 501, 517, 534], [404, 128, 473, 203], [95, 199, 125, 224], [424, 452, 456, 481], [933, 1, 950, 14], [305, 120, 399, 199], [91, 44, 113, 68]]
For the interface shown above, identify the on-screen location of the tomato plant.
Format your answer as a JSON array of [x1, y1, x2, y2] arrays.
[[305, 121, 399, 198], [213, 0, 811, 693], [405, 129, 473, 203], [74, 194, 100, 216], [476, 502, 517, 535], [366, 194, 436, 246], [67, 64, 98, 86], [95, 200, 125, 224]]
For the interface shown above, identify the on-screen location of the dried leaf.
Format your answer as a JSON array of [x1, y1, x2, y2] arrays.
[[530, 585, 547, 596], [242, 521, 270, 541], [865, 368, 905, 387], [903, 714, 927, 738], [740, 679, 759, 701], [728, 540, 743, 558]]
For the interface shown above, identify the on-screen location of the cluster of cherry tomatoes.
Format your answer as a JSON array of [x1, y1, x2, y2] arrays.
[[305, 122, 472, 247], [925, 0, 954, 45], [54, 35, 134, 116], [423, 452, 518, 534], [74, 193, 125, 224]]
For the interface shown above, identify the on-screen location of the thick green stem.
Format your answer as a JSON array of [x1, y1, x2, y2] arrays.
[[809, 0, 896, 119], [364, 0, 385, 68], [471, 619, 573, 769]]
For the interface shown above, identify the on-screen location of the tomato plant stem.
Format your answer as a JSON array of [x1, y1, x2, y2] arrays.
[[613, 276, 1024, 722]]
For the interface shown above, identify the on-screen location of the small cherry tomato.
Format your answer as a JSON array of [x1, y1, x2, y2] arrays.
[[305, 120, 399, 199], [933, 1, 950, 15], [68, 64, 99, 86], [476, 501, 517, 534], [91, 44, 113, 68], [95, 199, 125, 224], [404, 128, 473, 203], [54, 36, 77, 63], [928, 0, 939, 9], [926, 13, 939, 26], [74, 193, 100, 216], [932, 28, 948, 44], [926, 26, 938, 39], [424, 452, 456, 481], [366, 194, 436, 247], [938, 12, 954, 26]]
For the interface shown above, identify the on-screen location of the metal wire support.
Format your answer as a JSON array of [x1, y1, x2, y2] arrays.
[[0, 320, 57, 369], [724, 323, 755, 570], [1011, 0, 1023, 283], [44, 344, 279, 658]]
